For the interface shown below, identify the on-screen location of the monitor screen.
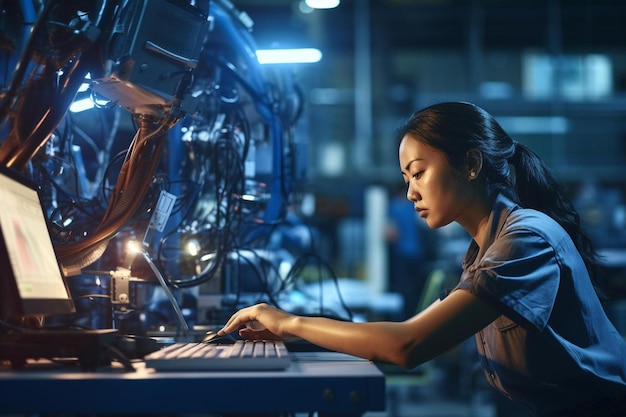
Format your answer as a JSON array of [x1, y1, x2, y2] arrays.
[[0, 166, 75, 322]]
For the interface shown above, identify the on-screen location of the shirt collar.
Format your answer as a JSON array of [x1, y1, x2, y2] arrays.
[[462, 193, 519, 269]]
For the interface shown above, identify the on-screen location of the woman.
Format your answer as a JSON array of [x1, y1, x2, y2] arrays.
[[219, 102, 626, 416]]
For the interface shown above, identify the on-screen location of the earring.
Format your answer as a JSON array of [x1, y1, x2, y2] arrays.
[[470, 171, 476, 178]]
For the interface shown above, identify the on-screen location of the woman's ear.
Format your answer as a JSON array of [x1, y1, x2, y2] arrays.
[[466, 149, 483, 180]]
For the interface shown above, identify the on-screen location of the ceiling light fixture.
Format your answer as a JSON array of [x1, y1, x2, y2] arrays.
[[305, 0, 340, 9], [256, 48, 322, 64]]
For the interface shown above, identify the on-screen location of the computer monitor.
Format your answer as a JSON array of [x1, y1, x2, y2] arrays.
[[0, 165, 75, 323]]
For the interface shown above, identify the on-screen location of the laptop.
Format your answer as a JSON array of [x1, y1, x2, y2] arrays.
[[0, 165, 117, 369]]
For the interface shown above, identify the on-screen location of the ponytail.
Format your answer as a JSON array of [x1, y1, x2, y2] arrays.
[[510, 141, 568, 220], [510, 142, 604, 296]]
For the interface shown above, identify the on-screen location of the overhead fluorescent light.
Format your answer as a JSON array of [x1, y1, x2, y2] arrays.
[[305, 0, 340, 9], [256, 48, 322, 65]]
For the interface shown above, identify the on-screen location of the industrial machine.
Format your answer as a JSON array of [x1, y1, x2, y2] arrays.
[[0, 0, 312, 338]]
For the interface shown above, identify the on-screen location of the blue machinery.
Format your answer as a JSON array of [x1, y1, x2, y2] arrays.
[[0, 0, 308, 330]]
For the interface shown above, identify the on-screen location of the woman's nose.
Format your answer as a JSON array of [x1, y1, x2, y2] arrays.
[[406, 184, 420, 202]]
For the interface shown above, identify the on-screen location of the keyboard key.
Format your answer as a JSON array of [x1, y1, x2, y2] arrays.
[[144, 340, 291, 371]]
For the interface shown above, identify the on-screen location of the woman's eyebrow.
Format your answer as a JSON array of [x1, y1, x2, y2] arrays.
[[403, 158, 423, 172]]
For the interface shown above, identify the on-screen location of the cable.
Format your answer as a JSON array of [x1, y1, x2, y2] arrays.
[[137, 247, 191, 341]]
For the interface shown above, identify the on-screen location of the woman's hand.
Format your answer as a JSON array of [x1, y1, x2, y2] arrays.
[[218, 303, 295, 340]]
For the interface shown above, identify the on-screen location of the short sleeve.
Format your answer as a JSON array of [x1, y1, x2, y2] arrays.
[[467, 228, 561, 331]]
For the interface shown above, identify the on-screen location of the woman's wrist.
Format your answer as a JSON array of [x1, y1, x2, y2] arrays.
[[284, 314, 302, 338]]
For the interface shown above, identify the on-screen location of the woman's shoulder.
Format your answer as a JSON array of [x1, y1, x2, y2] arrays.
[[504, 205, 567, 239], [491, 194, 565, 239], [488, 204, 578, 262], [480, 194, 576, 262]]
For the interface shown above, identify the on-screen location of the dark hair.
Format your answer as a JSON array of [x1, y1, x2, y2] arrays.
[[396, 101, 603, 292]]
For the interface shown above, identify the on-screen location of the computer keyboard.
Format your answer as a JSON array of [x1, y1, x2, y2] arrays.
[[144, 340, 291, 371]]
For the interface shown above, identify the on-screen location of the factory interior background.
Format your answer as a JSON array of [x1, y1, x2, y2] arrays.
[[1, 0, 626, 416], [220, 2, 626, 415]]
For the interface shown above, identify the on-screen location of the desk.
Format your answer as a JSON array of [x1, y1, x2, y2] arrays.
[[0, 352, 386, 416]]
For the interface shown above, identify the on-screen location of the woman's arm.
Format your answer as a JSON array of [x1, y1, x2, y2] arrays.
[[219, 289, 500, 369]]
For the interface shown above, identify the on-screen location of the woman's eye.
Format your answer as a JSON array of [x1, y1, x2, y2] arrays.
[[412, 171, 423, 180]]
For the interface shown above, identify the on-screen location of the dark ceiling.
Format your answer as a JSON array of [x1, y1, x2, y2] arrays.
[[234, 0, 626, 54]]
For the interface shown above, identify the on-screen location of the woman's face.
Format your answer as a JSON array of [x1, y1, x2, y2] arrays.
[[399, 135, 474, 229]]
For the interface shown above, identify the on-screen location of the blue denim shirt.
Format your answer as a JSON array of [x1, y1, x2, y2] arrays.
[[454, 194, 626, 415]]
